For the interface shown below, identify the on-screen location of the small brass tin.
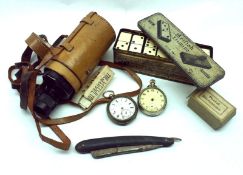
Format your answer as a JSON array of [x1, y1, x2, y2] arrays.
[[113, 28, 213, 85], [188, 87, 236, 130]]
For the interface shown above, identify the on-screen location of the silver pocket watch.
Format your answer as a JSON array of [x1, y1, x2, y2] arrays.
[[105, 91, 138, 125]]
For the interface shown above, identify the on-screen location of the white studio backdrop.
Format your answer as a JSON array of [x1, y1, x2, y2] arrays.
[[0, 0, 242, 175]]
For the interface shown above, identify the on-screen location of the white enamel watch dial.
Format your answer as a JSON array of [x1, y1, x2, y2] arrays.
[[138, 79, 167, 116], [106, 95, 138, 125]]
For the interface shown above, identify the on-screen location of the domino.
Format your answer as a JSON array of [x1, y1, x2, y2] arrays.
[[129, 43, 143, 53], [115, 41, 130, 51], [129, 34, 144, 53], [143, 39, 157, 56], [145, 39, 157, 48], [143, 46, 156, 56], [131, 35, 145, 45], [118, 32, 132, 42]]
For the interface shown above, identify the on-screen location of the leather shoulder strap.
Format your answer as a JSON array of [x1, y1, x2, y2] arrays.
[[36, 60, 142, 126], [8, 34, 142, 150]]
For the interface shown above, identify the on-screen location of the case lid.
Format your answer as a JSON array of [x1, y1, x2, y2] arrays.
[[138, 12, 225, 88]]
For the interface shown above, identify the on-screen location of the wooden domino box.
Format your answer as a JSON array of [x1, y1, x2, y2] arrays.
[[113, 28, 213, 85]]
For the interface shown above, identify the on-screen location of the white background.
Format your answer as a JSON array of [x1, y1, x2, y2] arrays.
[[0, 0, 242, 174]]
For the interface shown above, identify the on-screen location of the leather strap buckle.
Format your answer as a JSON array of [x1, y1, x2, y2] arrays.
[[25, 32, 51, 58], [80, 12, 96, 25]]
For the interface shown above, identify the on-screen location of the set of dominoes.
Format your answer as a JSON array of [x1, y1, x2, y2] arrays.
[[115, 31, 167, 58]]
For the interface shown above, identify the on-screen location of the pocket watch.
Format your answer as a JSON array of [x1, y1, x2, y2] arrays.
[[137, 79, 167, 116], [105, 91, 138, 125]]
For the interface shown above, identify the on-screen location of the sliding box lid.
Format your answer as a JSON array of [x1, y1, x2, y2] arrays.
[[138, 12, 225, 88]]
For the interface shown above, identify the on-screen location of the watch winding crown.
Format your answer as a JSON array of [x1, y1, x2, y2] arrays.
[[149, 79, 156, 87]]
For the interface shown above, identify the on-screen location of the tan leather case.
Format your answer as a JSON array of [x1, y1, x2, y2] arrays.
[[26, 12, 116, 92]]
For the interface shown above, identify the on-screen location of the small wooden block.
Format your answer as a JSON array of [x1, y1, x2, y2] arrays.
[[188, 87, 236, 130]]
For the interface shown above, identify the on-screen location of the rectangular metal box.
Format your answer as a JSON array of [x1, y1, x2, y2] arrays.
[[137, 12, 224, 88], [188, 87, 236, 130], [113, 28, 213, 85]]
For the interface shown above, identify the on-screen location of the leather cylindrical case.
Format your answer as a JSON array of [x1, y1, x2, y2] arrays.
[[46, 12, 116, 92]]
